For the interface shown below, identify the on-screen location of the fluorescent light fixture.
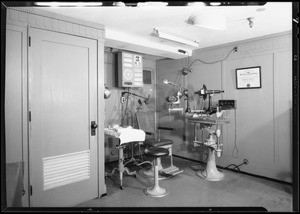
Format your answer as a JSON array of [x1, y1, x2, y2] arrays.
[[187, 14, 227, 31], [153, 28, 199, 48], [256, 7, 266, 12], [137, 2, 168, 7], [187, 2, 206, 7], [34, 2, 103, 7], [113, 1, 126, 7], [209, 2, 221, 6], [105, 28, 192, 59]]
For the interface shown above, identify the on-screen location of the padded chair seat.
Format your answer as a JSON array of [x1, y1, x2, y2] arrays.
[[144, 147, 169, 158], [144, 138, 173, 147]]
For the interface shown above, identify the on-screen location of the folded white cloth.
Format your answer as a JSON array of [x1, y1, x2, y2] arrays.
[[104, 126, 145, 145]]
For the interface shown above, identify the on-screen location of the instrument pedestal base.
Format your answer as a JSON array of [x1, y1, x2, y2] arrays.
[[197, 147, 224, 181]]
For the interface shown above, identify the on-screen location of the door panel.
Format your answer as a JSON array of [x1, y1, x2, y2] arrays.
[[29, 27, 98, 207]]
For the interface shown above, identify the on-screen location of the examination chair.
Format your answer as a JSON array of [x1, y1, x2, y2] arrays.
[[135, 110, 182, 179]]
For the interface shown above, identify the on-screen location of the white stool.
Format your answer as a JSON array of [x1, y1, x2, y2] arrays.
[[143, 147, 169, 197]]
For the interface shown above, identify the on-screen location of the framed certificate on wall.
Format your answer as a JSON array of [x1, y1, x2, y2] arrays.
[[236, 66, 261, 89]]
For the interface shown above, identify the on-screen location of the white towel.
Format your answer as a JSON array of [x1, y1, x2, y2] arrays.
[[104, 126, 145, 145]]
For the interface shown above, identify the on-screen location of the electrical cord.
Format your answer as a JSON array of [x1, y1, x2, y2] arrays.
[[121, 88, 130, 126], [189, 142, 208, 172], [232, 109, 239, 158], [185, 87, 197, 111], [175, 67, 182, 86], [187, 47, 236, 69], [225, 159, 249, 172], [200, 170, 207, 178], [224, 164, 240, 171], [107, 90, 121, 126], [225, 158, 249, 172]]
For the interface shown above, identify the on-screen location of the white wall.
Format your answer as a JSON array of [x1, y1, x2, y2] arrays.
[[156, 31, 292, 182]]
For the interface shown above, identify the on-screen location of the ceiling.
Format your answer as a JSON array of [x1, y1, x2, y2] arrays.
[[25, 2, 292, 59]]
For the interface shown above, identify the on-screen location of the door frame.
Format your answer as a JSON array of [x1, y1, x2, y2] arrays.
[[5, 24, 30, 207]]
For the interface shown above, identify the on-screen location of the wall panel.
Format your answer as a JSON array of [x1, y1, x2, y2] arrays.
[[223, 53, 275, 167], [5, 28, 24, 164], [274, 51, 292, 182]]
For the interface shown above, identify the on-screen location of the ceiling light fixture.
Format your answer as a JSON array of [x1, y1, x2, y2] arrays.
[[105, 28, 191, 59], [34, 2, 103, 7], [256, 7, 266, 12], [153, 28, 199, 48], [137, 2, 168, 7], [113, 2, 126, 7], [209, 2, 221, 6], [247, 17, 255, 28], [187, 2, 206, 7], [187, 14, 227, 31]]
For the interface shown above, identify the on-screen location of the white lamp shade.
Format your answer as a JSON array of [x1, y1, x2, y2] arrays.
[[104, 86, 111, 99], [188, 14, 227, 31]]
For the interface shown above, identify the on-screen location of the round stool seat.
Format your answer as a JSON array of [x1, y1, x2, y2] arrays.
[[144, 147, 169, 158]]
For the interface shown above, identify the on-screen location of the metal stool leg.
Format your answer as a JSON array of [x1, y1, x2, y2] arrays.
[[107, 144, 136, 189], [141, 157, 162, 177]]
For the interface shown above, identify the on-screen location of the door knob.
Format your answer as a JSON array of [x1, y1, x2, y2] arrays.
[[91, 121, 98, 136], [91, 123, 98, 129]]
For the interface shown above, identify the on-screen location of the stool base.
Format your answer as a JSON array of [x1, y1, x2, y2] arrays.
[[144, 186, 168, 197]]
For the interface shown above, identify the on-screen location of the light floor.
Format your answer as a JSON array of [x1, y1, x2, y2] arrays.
[[77, 156, 293, 212]]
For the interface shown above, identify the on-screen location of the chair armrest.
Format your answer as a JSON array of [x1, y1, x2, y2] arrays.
[[157, 127, 176, 131]]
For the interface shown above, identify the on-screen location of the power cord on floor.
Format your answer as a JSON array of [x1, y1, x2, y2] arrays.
[[189, 134, 208, 174], [225, 159, 249, 172], [199, 170, 207, 178], [189, 154, 208, 172]]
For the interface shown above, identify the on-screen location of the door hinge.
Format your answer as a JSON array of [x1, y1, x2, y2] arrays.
[[29, 111, 31, 122], [29, 36, 31, 47], [30, 185, 33, 196]]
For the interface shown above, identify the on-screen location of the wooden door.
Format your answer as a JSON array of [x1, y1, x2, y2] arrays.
[[28, 27, 98, 207]]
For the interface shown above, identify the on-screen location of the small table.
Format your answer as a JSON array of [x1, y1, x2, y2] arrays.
[[104, 126, 145, 189], [188, 115, 230, 181]]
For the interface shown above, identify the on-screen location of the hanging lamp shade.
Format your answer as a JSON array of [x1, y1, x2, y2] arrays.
[[104, 86, 111, 99], [187, 13, 228, 31]]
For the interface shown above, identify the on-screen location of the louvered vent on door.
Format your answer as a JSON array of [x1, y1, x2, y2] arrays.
[[43, 150, 90, 190]]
